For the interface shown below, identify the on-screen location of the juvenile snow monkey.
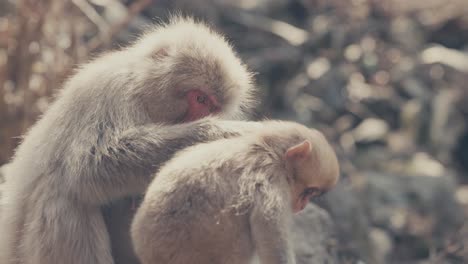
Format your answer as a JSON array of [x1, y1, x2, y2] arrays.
[[131, 121, 340, 264], [0, 17, 259, 264]]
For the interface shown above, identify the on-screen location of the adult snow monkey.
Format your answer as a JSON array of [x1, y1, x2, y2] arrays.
[[0, 17, 260, 264]]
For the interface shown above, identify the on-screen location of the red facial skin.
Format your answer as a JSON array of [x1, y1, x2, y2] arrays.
[[293, 187, 323, 214], [293, 197, 309, 214], [184, 90, 221, 122]]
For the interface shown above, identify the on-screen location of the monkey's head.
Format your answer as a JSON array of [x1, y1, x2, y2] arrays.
[[129, 17, 255, 124], [282, 126, 340, 213]]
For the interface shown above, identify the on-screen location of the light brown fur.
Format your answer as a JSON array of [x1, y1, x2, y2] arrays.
[[131, 121, 339, 264], [0, 17, 257, 264]]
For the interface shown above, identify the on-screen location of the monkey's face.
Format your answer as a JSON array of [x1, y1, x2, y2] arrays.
[[167, 52, 244, 122], [131, 18, 256, 123], [140, 54, 244, 123], [183, 89, 221, 122], [138, 70, 225, 124], [285, 135, 339, 213]]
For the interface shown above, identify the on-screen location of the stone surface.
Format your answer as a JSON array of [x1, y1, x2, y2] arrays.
[[292, 203, 338, 264]]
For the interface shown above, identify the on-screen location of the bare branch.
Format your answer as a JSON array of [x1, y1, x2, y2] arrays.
[[72, 0, 109, 34], [87, 0, 153, 51]]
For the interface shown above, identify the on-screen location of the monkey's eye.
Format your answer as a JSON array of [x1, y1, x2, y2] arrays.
[[196, 95, 207, 104], [302, 187, 323, 198]]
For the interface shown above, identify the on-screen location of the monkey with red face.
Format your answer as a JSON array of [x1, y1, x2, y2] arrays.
[[0, 17, 259, 264]]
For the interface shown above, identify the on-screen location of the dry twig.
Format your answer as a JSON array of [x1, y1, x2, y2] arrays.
[[87, 0, 153, 51]]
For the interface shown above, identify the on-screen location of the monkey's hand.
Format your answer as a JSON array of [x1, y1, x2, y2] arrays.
[[204, 118, 265, 138], [65, 118, 261, 205], [249, 179, 297, 264]]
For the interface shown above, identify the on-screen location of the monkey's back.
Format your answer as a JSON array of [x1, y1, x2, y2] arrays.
[[132, 139, 258, 264]]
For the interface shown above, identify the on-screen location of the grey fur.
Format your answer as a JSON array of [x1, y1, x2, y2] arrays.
[[0, 17, 256, 264]]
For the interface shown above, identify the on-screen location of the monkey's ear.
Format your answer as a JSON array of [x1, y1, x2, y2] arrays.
[[152, 47, 170, 60], [285, 140, 312, 161]]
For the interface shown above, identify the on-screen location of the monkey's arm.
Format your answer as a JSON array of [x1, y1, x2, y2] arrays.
[[249, 183, 296, 264], [65, 118, 260, 205]]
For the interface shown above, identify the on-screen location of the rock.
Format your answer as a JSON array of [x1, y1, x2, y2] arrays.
[[357, 172, 465, 261], [455, 185, 468, 207], [429, 89, 465, 162], [369, 228, 393, 264], [404, 152, 445, 177], [400, 99, 427, 144], [400, 78, 429, 99], [352, 118, 389, 143], [420, 45, 468, 73], [318, 171, 465, 263], [317, 182, 376, 263], [306, 57, 331, 80], [454, 130, 468, 179], [292, 203, 338, 264], [390, 17, 425, 51]]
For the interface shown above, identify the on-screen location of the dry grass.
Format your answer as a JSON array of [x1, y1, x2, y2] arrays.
[[0, 0, 151, 164]]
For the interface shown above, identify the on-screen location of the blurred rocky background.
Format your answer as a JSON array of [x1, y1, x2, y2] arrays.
[[1, 0, 468, 263]]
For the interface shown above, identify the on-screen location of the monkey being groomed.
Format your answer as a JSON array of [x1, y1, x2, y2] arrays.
[[0, 17, 260, 264], [131, 121, 340, 264]]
